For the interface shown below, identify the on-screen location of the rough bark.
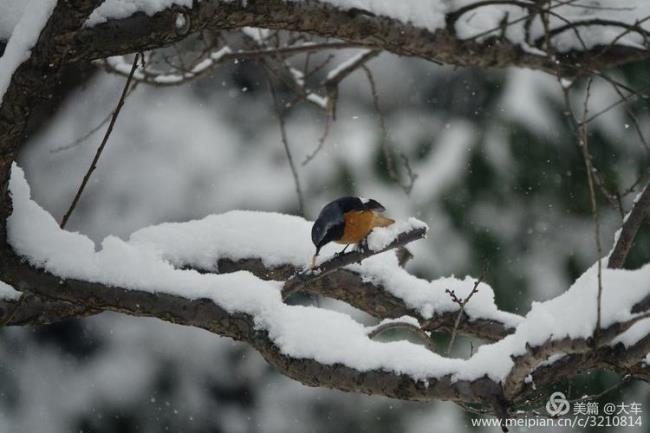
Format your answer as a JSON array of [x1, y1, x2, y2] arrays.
[[3, 0, 646, 76], [1, 0, 650, 416]]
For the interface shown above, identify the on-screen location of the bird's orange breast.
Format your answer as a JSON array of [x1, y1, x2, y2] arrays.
[[336, 211, 394, 244]]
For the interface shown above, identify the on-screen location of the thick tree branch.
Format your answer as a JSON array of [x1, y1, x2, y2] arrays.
[[59, 1, 650, 76], [509, 312, 650, 404], [0, 248, 502, 404], [217, 257, 517, 341], [0, 0, 105, 244], [608, 184, 650, 269], [282, 225, 427, 299], [0, 293, 99, 326]]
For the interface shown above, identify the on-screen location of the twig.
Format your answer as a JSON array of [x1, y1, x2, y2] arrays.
[[59, 53, 140, 229], [268, 76, 305, 217], [362, 64, 417, 195], [323, 49, 380, 116], [446, 262, 489, 354], [105, 42, 363, 87], [302, 114, 331, 166], [368, 321, 436, 352], [0, 294, 24, 327], [559, 76, 605, 343], [567, 375, 631, 404], [608, 183, 650, 269], [596, 73, 650, 155], [50, 81, 139, 153], [282, 225, 427, 300], [578, 79, 604, 343], [581, 83, 650, 125]]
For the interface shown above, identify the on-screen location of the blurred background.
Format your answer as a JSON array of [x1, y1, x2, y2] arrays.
[[1, 32, 650, 432]]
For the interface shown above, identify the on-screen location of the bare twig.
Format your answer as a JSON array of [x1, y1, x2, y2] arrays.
[[578, 79, 604, 343], [446, 262, 489, 354], [50, 81, 139, 153], [268, 76, 305, 217], [0, 294, 24, 327], [323, 49, 380, 115], [596, 73, 650, 155], [559, 76, 605, 343], [567, 375, 631, 404], [362, 64, 417, 195], [105, 42, 363, 87], [302, 114, 331, 166], [60, 53, 140, 229], [582, 83, 650, 125]]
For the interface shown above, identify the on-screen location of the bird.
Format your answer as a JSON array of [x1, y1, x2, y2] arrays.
[[310, 196, 395, 267]]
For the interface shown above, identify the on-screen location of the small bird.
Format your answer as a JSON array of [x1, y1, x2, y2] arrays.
[[311, 196, 395, 267]]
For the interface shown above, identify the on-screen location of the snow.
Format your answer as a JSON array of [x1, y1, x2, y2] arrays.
[[326, 50, 377, 80], [1, 0, 648, 58], [8, 164, 650, 384], [0, 280, 21, 301], [81, 0, 650, 54], [366, 217, 426, 251], [365, 315, 421, 334], [106, 47, 232, 85], [0, 0, 27, 40], [87, 0, 193, 26], [0, 0, 56, 103], [457, 260, 650, 381], [349, 254, 522, 328], [129, 210, 315, 270]]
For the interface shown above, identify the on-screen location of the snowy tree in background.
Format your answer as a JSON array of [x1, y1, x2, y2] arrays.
[[1, 1, 650, 432]]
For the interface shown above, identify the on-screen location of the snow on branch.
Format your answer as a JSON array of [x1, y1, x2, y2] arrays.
[[4, 165, 650, 411], [7, 0, 643, 76], [1, 0, 650, 416], [282, 218, 428, 299]]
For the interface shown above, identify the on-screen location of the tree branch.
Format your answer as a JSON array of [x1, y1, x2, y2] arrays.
[[0, 246, 502, 404], [608, 184, 650, 269], [55, 1, 650, 75], [282, 224, 427, 299]]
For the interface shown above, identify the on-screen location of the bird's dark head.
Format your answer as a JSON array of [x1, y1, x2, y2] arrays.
[[311, 200, 345, 256]]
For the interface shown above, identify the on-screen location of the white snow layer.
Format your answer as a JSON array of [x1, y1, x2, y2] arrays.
[[0, 280, 21, 301], [0, 0, 56, 102], [86, 0, 650, 53], [7, 164, 650, 383], [87, 0, 193, 26]]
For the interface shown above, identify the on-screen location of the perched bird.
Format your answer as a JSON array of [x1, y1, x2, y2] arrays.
[[311, 196, 395, 266]]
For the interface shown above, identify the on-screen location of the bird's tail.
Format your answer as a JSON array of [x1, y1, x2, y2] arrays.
[[372, 215, 395, 228]]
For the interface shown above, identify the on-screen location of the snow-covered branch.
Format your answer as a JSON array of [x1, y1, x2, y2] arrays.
[[4, 0, 645, 76], [2, 0, 650, 424], [3, 165, 650, 412], [282, 219, 428, 299]]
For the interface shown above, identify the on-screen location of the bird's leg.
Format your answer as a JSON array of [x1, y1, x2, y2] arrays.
[[311, 247, 322, 268], [333, 244, 350, 257]]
